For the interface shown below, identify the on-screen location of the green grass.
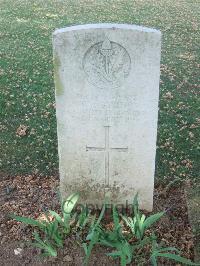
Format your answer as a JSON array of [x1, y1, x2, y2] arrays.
[[0, 0, 199, 182]]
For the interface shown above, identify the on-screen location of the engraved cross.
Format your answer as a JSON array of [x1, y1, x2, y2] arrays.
[[86, 126, 128, 186]]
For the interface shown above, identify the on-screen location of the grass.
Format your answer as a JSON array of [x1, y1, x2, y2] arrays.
[[0, 0, 199, 184]]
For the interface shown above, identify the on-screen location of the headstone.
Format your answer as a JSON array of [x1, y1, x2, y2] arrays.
[[53, 24, 161, 211]]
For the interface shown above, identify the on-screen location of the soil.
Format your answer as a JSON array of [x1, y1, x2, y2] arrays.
[[185, 184, 200, 262], [0, 174, 196, 265]]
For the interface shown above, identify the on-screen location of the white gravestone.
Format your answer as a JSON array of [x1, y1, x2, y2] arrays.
[[53, 24, 161, 211]]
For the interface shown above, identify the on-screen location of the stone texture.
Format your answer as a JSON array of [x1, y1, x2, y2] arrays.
[[53, 24, 161, 211]]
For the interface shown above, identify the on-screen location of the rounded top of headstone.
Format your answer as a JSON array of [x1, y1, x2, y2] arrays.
[[53, 23, 161, 36]]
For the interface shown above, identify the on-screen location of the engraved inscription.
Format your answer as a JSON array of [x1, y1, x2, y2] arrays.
[[83, 38, 131, 88], [86, 126, 128, 186]]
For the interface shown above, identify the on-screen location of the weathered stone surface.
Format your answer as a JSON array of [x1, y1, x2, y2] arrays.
[[53, 24, 161, 211]]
